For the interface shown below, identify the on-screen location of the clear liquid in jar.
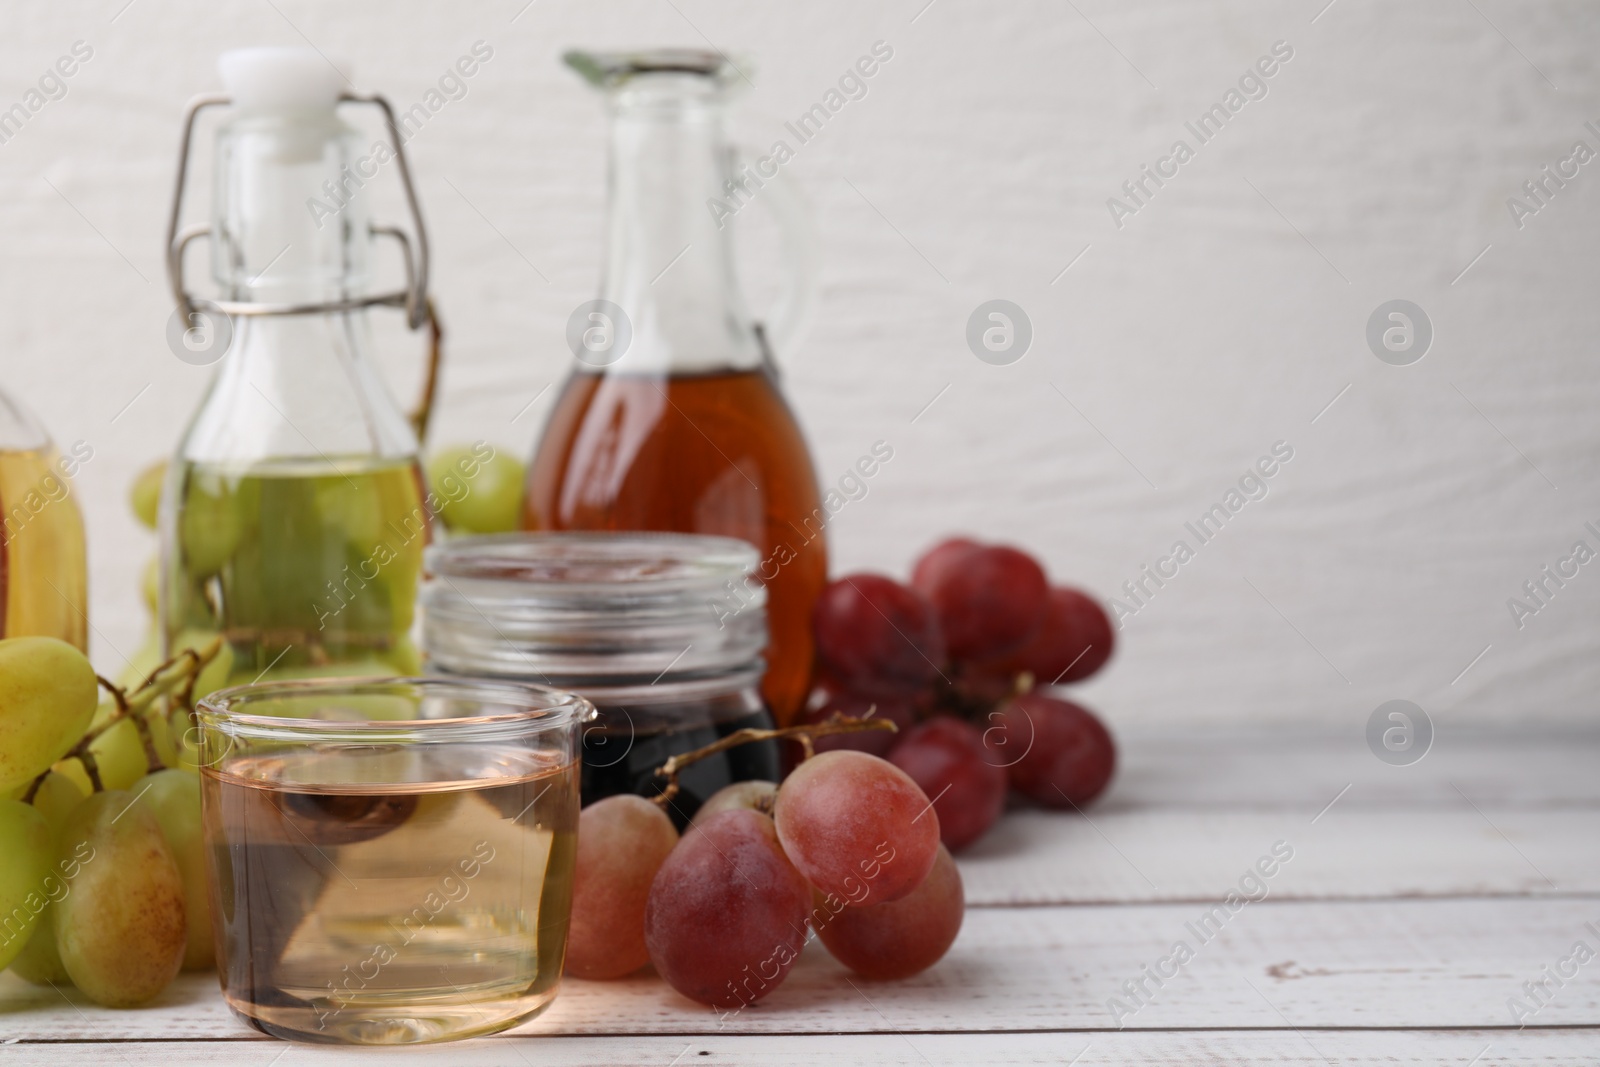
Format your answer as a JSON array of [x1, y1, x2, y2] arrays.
[[201, 744, 577, 1044]]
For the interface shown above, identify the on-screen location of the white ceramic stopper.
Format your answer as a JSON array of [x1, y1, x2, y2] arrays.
[[218, 47, 349, 113]]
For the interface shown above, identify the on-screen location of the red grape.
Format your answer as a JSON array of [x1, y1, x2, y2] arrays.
[[909, 537, 981, 593], [888, 718, 1006, 852], [692, 780, 777, 825], [973, 586, 1115, 685], [567, 795, 679, 980], [812, 574, 946, 693], [912, 544, 1047, 662], [985, 694, 1115, 807], [773, 750, 939, 905], [797, 677, 918, 759], [816, 844, 963, 980], [645, 809, 811, 1008]]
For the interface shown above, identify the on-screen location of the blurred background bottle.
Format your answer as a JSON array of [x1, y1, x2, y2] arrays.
[[161, 49, 435, 684], [525, 51, 826, 725], [0, 389, 88, 651]]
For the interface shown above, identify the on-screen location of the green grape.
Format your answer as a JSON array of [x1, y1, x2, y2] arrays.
[[364, 541, 422, 635], [142, 556, 160, 616], [163, 708, 209, 776], [54, 790, 187, 1007], [130, 460, 165, 531], [177, 467, 246, 577], [115, 633, 162, 692], [428, 443, 524, 534], [313, 474, 386, 549], [157, 569, 219, 638], [9, 898, 67, 983], [375, 467, 428, 598], [49, 758, 91, 796], [216, 472, 348, 638], [133, 769, 212, 971], [171, 629, 233, 699], [148, 711, 179, 768], [389, 634, 422, 675], [0, 637, 101, 792], [87, 718, 149, 791], [9, 772, 87, 984], [30, 770, 86, 830], [86, 696, 116, 732], [0, 798, 52, 971]]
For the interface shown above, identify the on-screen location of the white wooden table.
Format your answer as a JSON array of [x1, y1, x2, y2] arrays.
[[5, 730, 1598, 1064]]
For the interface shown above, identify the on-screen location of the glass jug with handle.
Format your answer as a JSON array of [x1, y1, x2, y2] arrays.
[[525, 50, 826, 726]]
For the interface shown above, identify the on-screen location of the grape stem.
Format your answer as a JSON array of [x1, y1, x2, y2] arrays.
[[96, 675, 164, 775], [22, 639, 223, 798], [935, 668, 1038, 723], [113, 640, 221, 722], [650, 714, 897, 809]]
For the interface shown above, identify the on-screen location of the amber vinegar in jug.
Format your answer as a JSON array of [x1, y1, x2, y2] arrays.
[[526, 51, 826, 725]]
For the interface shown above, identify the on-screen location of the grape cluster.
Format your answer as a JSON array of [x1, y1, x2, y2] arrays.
[[807, 537, 1118, 853], [567, 747, 961, 1008], [1, 635, 219, 1007], [563, 538, 1116, 1007], [0, 466, 256, 1007]]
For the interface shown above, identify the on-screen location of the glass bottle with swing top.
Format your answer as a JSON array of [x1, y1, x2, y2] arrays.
[[161, 48, 440, 684]]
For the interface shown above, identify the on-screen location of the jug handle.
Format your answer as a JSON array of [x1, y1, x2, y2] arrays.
[[406, 299, 443, 444], [738, 146, 819, 368]]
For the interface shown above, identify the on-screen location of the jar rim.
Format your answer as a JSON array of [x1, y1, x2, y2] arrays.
[[421, 532, 767, 683], [196, 676, 595, 743], [430, 663, 766, 706], [425, 531, 759, 595]]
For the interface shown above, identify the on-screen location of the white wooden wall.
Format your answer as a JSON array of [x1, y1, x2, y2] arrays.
[[1, 0, 1595, 728]]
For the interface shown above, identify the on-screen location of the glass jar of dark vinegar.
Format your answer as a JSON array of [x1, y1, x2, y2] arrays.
[[420, 532, 777, 826]]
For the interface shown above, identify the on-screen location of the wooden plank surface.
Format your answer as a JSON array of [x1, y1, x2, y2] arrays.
[[6, 897, 1599, 1039], [959, 807, 1600, 904], [1108, 730, 1600, 806], [958, 729, 1600, 904], [2, 732, 1595, 1056], [3, 1031, 1598, 1066]]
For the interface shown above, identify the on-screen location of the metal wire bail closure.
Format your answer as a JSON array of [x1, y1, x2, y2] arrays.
[[164, 91, 432, 331]]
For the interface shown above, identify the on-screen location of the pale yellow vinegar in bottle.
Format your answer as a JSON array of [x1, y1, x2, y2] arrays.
[[165, 456, 429, 685], [0, 446, 88, 651]]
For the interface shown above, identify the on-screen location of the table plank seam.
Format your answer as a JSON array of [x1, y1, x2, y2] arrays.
[[12, 1023, 1600, 1044]]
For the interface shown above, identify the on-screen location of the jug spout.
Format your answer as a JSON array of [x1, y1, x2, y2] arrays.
[[564, 49, 748, 91], [567, 49, 763, 375]]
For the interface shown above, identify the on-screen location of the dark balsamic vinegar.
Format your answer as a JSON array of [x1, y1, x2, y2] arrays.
[[581, 703, 779, 828]]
